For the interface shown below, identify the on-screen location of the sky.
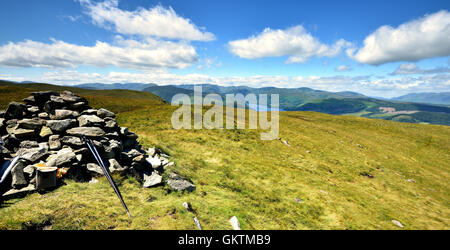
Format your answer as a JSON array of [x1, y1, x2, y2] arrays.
[[0, 0, 449, 98]]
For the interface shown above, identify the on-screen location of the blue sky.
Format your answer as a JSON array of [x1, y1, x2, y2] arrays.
[[0, 0, 449, 97]]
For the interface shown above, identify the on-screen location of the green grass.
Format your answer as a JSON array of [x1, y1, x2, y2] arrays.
[[0, 82, 449, 230]]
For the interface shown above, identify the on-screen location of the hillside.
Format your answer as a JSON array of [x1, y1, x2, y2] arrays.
[[0, 82, 449, 230], [141, 84, 450, 126], [74, 83, 158, 91], [392, 92, 450, 105]]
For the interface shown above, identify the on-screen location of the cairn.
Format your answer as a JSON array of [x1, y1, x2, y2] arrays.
[[0, 91, 195, 198]]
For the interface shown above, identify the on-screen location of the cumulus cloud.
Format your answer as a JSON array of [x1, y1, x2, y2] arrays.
[[78, 0, 215, 41], [228, 25, 352, 63], [0, 37, 198, 69], [349, 10, 450, 65], [5, 69, 448, 98], [390, 63, 450, 75], [335, 65, 353, 72]]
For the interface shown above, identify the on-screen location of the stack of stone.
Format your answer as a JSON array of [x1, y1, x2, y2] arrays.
[[0, 91, 194, 198]]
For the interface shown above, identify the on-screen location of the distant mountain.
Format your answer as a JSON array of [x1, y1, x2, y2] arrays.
[[143, 84, 450, 126], [392, 92, 450, 105], [143, 85, 194, 102], [144, 84, 367, 110], [75, 83, 157, 91]]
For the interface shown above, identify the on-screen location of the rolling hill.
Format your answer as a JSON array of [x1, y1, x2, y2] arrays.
[[141, 84, 450, 126], [0, 81, 449, 230]]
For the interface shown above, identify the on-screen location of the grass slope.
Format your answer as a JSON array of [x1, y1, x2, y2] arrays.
[[0, 82, 449, 230]]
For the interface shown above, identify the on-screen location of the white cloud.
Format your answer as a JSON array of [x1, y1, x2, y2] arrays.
[[5, 69, 449, 98], [0, 37, 198, 69], [335, 65, 352, 72], [79, 0, 215, 41], [349, 10, 450, 65], [228, 25, 352, 63], [390, 63, 450, 75]]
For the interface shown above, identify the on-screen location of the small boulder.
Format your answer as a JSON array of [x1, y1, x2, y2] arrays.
[[143, 172, 163, 188], [46, 119, 76, 132], [5, 102, 26, 119], [229, 216, 241, 230], [50, 109, 79, 120], [97, 108, 115, 118], [87, 163, 104, 175], [19, 146, 48, 163], [77, 115, 104, 127], [166, 173, 196, 192], [108, 159, 126, 173], [392, 220, 404, 228], [46, 148, 76, 168]]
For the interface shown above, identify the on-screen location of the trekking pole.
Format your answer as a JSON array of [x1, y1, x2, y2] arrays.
[[83, 137, 131, 218]]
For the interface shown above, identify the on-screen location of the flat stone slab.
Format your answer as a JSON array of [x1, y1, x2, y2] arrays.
[[66, 127, 105, 137]]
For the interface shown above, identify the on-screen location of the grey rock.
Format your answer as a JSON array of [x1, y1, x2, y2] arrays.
[[126, 149, 142, 158], [5, 102, 26, 119], [11, 159, 28, 188], [104, 120, 118, 129], [46, 148, 76, 168], [81, 109, 98, 115], [20, 146, 48, 163], [48, 135, 62, 150], [60, 91, 86, 103], [39, 126, 53, 138], [38, 112, 49, 119], [46, 119, 76, 132], [23, 96, 36, 105], [50, 95, 65, 104], [20, 140, 39, 148], [229, 216, 241, 230], [18, 119, 44, 130], [2, 184, 36, 198], [31, 91, 59, 107], [182, 202, 192, 212], [108, 159, 126, 173], [27, 106, 40, 114], [61, 136, 84, 147], [146, 157, 162, 169], [103, 140, 122, 159], [143, 172, 163, 188], [66, 127, 105, 137], [392, 220, 404, 228], [23, 165, 36, 177], [7, 126, 35, 139], [87, 163, 104, 175], [166, 174, 196, 192], [97, 108, 115, 118], [105, 132, 119, 139], [77, 115, 104, 127], [50, 109, 79, 120], [120, 127, 129, 136], [147, 147, 156, 157]]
